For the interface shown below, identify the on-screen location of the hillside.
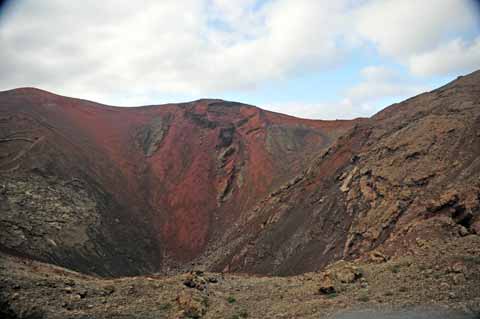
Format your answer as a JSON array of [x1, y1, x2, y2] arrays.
[[205, 71, 480, 275], [0, 70, 480, 318], [0, 88, 355, 276]]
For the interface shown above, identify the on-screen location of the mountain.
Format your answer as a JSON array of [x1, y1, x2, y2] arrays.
[[205, 70, 480, 275], [0, 88, 356, 276], [1, 71, 480, 318]]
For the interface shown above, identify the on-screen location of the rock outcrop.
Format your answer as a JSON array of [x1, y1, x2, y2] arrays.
[[136, 115, 172, 156]]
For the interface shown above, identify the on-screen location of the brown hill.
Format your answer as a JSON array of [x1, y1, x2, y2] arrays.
[[1, 70, 480, 319], [1, 70, 479, 281], [0, 88, 355, 276], [207, 70, 480, 275]]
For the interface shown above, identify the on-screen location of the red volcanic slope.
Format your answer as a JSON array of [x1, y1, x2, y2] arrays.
[[0, 88, 357, 275]]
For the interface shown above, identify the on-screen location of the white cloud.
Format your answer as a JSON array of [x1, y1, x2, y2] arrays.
[[360, 66, 397, 82], [409, 37, 480, 76], [355, 0, 480, 79], [0, 0, 478, 119], [268, 65, 429, 120], [266, 98, 360, 120], [0, 0, 353, 103], [356, 0, 477, 58], [347, 66, 425, 105]]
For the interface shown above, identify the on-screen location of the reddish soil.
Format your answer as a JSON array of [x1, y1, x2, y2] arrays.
[[0, 89, 356, 274]]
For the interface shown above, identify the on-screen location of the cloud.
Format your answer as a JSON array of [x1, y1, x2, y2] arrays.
[[0, 0, 478, 119], [266, 99, 359, 121], [355, 0, 477, 58], [268, 65, 429, 120], [355, 0, 480, 79], [0, 0, 353, 103], [409, 37, 480, 76], [346, 66, 426, 106], [359, 66, 398, 82]]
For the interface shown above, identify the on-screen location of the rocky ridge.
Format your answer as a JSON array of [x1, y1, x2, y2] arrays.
[[201, 71, 480, 275]]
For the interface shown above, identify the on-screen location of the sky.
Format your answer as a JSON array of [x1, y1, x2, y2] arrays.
[[0, 0, 480, 120]]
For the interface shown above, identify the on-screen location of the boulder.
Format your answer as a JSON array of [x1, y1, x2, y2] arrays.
[[334, 266, 363, 284], [318, 275, 336, 295]]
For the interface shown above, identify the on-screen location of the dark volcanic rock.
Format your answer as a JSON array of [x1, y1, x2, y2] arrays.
[[136, 114, 172, 156]]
